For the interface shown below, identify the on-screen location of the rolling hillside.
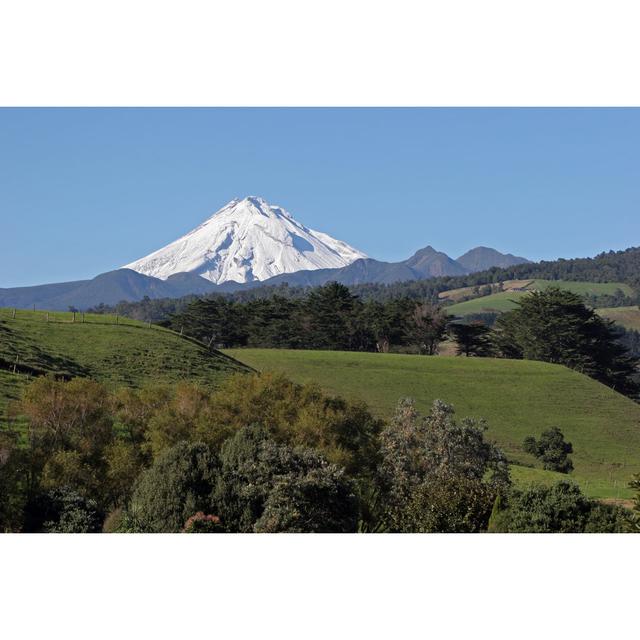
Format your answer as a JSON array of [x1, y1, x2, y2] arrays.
[[225, 348, 640, 500], [445, 279, 633, 316], [597, 306, 640, 331], [0, 308, 248, 425]]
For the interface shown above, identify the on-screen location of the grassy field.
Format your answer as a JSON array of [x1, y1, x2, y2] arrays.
[[225, 348, 640, 499], [446, 279, 634, 316], [0, 308, 248, 427], [597, 306, 640, 331], [439, 279, 535, 302], [446, 290, 529, 315]]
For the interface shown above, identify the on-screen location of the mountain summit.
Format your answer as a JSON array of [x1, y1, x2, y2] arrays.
[[123, 196, 367, 284], [456, 246, 531, 272]]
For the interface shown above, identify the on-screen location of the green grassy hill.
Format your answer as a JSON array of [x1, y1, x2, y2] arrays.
[[0, 308, 248, 425], [225, 348, 640, 500], [446, 279, 633, 316], [597, 306, 640, 331]]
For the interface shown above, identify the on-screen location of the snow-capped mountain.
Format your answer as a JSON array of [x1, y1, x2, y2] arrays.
[[123, 196, 367, 285]]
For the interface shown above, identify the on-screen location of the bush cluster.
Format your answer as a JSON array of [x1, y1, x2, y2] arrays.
[[1, 371, 636, 533]]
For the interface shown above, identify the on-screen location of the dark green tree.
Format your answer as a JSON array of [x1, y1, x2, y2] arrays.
[[168, 297, 249, 347], [25, 486, 103, 533], [245, 295, 305, 348], [305, 282, 363, 350], [448, 321, 495, 356], [495, 287, 639, 396], [522, 427, 573, 473], [128, 442, 219, 533], [584, 502, 632, 533], [0, 432, 26, 532]]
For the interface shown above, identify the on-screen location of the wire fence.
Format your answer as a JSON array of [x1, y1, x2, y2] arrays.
[[0, 306, 160, 330], [0, 307, 228, 369]]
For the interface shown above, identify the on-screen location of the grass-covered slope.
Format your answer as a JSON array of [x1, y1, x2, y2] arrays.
[[446, 279, 633, 316], [225, 348, 640, 499], [0, 309, 248, 422], [597, 306, 640, 331]]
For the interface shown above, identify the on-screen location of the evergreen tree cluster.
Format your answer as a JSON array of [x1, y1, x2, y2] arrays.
[[494, 288, 639, 397], [167, 283, 429, 352]]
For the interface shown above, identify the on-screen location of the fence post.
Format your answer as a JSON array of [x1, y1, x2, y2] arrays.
[[82, 313, 85, 323], [180, 326, 184, 336], [73, 311, 76, 323], [12, 308, 16, 319], [46, 312, 49, 322], [116, 314, 119, 325], [13, 355, 18, 374]]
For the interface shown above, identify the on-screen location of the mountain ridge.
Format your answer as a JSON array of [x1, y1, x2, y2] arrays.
[[457, 246, 531, 272], [0, 245, 531, 310]]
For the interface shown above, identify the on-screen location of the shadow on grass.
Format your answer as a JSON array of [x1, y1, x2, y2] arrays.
[[0, 321, 89, 379]]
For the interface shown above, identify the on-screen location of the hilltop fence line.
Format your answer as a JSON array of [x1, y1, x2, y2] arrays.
[[0, 308, 226, 379], [0, 307, 157, 329]]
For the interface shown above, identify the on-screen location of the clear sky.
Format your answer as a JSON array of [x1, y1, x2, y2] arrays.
[[1, 107, 639, 288]]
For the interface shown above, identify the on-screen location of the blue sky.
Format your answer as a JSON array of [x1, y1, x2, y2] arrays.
[[1, 108, 639, 288]]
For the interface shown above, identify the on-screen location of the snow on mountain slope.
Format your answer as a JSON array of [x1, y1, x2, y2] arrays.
[[123, 196, 367, 284]]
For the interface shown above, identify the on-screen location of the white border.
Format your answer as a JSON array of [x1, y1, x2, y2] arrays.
[[2, 1, 640, 637], [1, 533, 638, 639], [1, 0, 640, 106]]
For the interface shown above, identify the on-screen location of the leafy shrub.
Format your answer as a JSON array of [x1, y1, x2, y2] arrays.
[[199, 372, 382, 476], [128, 442, 218, 533], [215, 426, 358, 533], [488, 481, 630, 533], [0, 432, 26, 532], [112, 373, 382, 479], [254, 462, 358, 533], [104, 440, 145, 507], [21, 376, 113, 456], [522, 427, 573, 473], [584, 502, 632, 533], [378, 399, 509, 532], [19, 376, 116, 512], [183, 512, 225, 533], [25, 487, 103, 533]]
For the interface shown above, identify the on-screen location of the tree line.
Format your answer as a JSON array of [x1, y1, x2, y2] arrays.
[[163, 284, 638, 398], [164, 282, 449, 354]]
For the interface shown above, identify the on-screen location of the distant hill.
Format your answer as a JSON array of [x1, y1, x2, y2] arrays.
[[457, 246, 530, 272], [0, 245, 529, 310], [597, 306, 640, 331], [445, 279, 634, 316], [0, 269, 218, 311], [245, 246, 470, 288]]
